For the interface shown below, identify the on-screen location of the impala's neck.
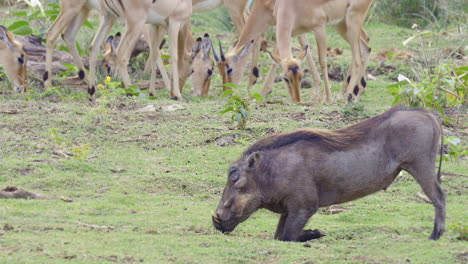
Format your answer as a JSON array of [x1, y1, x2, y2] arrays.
[[227, 0, 274, 57]]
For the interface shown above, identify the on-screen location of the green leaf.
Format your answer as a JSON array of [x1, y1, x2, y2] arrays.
[[12, 11, 28, 17], [252, 93, 263, 104], [387, 80, 409, 89], [44, 10, 59, 16], [219, 108, 233, 114], [10, 25, 33, 36], [221, 90, 234, 97], [223, 83, 237, 90], [239, 108, 248, 118], [47, 3, 60, 9], [8, 20, 29, 31], [161, 54, 171, 60], [235, 113, 242, 123], [83, 20, 94, 30]]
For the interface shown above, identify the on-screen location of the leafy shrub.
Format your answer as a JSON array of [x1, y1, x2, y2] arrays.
[[220, 83, 262, 130], [387, 64, 466, 122], [374, 0, 467, 28]]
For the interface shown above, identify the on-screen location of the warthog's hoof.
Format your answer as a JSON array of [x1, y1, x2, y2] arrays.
[[298, 229, 326, 242]]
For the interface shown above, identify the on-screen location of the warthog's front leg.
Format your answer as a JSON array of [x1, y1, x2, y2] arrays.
[[275, 213, 325, 242], [279, 208, 319, 242]]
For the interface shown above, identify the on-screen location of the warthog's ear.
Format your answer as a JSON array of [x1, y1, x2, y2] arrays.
[[247, 152, 262, 170]]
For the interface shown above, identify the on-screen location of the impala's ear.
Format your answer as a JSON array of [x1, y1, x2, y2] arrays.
[[201, 33, 212, 61], [104, 35, 114, 55], [296, 45, 309, 62], [192, 37, 202, 59], [0, 25, 7, 41], [267, 50, 281, 67], [159, 38, 166, 50], [231, 40, 254, 63], [0, 25, 12, 48]]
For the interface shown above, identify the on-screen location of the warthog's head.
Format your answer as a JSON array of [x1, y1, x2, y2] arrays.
[[213, 152, 263, 233], [0, 25, 28, 93]]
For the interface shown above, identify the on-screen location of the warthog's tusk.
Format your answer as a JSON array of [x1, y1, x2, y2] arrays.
[[212, 213, 221, 223]]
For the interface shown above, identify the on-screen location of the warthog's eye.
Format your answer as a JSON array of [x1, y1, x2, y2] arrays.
[[207, 68, 213, 76], [229, 168, 239, 183], [227, 68, 233, 75]]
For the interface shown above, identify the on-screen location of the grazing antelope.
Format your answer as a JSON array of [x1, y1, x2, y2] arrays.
[[270, 0, 373, 102], [214, 0, 326, 102], [88, 0, 253, 100], [0, 25, 28, 93], [218, 0, 373, 103]]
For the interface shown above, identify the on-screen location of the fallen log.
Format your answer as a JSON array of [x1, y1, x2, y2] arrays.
[[0, 186, 49, 199]]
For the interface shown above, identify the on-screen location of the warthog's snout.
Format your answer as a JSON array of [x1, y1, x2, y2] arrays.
[[212, 212, 237, 233]]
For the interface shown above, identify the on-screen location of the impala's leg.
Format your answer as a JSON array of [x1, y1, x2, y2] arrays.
[[297, 34, 321, 95], [177, 22, 193, 93], [167, 19, 185, 100], [224, 0, 249, 35], [114, 14, 147, 90], [343, 5, 369, 102], [143, 27, 153, 73], [44, 3, 84, 88], [149, 25, 170, 96], [313, 26, 332, 104], [355, 35, 371, 98], [88, 11, 115, 100], [246, 39, 261, 90], [62, 7, 90, 83], [261, 45, 280, 98]]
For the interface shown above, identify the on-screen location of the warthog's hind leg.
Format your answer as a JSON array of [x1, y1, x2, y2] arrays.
[[406, 164, 446, 240]]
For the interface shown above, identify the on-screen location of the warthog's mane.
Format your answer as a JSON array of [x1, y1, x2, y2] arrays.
[[243, 106, 426, 157]]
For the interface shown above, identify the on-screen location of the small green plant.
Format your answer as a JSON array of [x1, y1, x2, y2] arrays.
[[342, 102, 367, 119], [449, 222, 468, 241], [220, 83, 262, 130], [71, 143, 92, 162], [47, 127, 71, 147]]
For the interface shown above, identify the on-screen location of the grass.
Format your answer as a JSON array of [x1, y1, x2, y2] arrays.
[[1, 5, 467, 264]]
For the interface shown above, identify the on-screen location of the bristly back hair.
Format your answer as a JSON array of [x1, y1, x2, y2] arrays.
[[243, 105, 427, 157]]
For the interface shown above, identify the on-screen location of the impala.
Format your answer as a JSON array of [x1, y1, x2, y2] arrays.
[[217, 0, 373, 103], [0, 25, 28, 93]]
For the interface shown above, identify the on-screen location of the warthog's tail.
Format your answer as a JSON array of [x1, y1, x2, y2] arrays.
[[437, 117, 444, 183]]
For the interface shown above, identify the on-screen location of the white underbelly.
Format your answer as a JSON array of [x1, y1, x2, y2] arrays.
[[327, 17, 344, 26], [86, 0, 100, 11], [193, 0, 223, 13], [146, 9, 168, 25]]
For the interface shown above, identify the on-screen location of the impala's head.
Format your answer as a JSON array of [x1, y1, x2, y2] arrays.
[[213, 40, 254, 89], [212, 152, 263, 233], [103, 33, 120, 76], [190, 34, 214, 96], [103, 32, 150, 76], [0, 25, 27, 93], [268, 46, 309, 103]]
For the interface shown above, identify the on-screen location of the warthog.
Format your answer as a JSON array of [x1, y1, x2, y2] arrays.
[[212, 106, 445, 242]]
